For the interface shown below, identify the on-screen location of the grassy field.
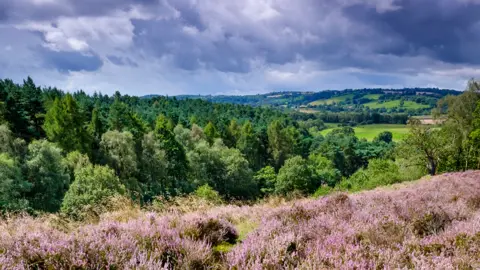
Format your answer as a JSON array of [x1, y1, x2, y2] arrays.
[[363, 94, 382, 100], [320, 124, 409, 141], [363, 100, 430, 109], [298, 108, 320, 114], [309, 94, 354, 106]]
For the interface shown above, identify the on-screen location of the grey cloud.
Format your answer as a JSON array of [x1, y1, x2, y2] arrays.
[[107, 55, 138, 67], [0, 0, 161, 23], [5, 0, 480, 74], [0, 0, 479, 94], [344, 0, 480, 64], [38, 47, 103, 72]]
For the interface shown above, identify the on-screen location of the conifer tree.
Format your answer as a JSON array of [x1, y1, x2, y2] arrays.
[[44, 94, 91, 154], [155, 114, 189, 194]]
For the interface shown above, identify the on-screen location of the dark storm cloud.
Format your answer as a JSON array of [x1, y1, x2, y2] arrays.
[[132, 18, 253, 73], [4, 0, 480, 74], [344, 0, 480, 65], [38, 47, 103, 73], [134, 0, 480, 73], [0, 0, 479, 93]]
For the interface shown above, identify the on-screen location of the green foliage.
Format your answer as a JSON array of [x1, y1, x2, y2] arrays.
[[44, 94, 91, 154], [275, 156, 316, 195], [308, 153, 341, 187], [154, 115, 189, 194], [100, 131, 139, 195], [436, 80, 480, 172], [374, 131, 393, 144], [65, 151, 91, 180], [3, 77, 45, 140], [61, 164, 126, 220], [140, 132, 168, 201], [0, 153, 30, 212], [397, 119, 445, 175], [187, 139, 256, 199], [396, 158, 427, 181], [254, 166, 277, 196], [218, 144, 256, 198], [0, 124, 27, 161], [194, 184, 223, 204], [25, 140, 70, 212], [224, 119, 240, 148], [108, 95, 131, 131], [87, 105, 105, 139], [313, 185, 333, 198], [267, 120, 297, 170], [237, 121, 264, 170], [338, 159, 401, 192], [316, 127, 362, 177], [204, 121, 219, 145]]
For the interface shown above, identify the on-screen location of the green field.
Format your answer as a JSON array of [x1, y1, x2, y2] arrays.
[[320, 124, 409, 141], [363, 94, 382, 100], [363, 100, 430, 110], [309, 94, 354, 106]]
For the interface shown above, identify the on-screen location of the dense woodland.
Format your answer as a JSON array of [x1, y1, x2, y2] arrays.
[[0, 77, 479, 220], [179, 88, 460, 124]]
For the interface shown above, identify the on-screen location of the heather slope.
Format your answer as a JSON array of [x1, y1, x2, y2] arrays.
[[1, 171, 480, 269]]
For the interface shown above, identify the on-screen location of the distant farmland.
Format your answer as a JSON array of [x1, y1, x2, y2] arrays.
[[309, 94, 354, 105], [320, 124, 409, 141], [363, 100, 430, 109]]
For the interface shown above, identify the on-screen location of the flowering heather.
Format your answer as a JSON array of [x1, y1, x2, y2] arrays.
[[1, 171, 480, 269]]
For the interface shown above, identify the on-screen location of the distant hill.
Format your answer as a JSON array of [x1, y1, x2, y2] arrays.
[[172, 88, 460, 115]]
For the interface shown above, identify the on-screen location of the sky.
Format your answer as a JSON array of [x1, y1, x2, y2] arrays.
[[0, 0, 479, 96]]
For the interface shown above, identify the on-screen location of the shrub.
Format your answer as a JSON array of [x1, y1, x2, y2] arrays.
[[355, 221, 405, 248], [194, 184, 223, 204], [183, 218, 238, 246], [61, 164, 127, 220], [339, 159, 401, 192], [313, 185, 333, 198], [374, 131, 393, 144], [412, 210, 451, 237]]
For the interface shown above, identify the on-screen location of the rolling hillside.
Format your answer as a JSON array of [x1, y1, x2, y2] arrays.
[[175, 88, 460, 115]]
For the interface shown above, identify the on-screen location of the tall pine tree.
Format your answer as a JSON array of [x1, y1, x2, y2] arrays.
[[44, 94, 91, 154]]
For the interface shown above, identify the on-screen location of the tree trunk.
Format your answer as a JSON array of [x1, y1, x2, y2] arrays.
[[428, 157, 437, 176]]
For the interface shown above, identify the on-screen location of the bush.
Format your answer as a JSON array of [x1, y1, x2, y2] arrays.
[[412, 210, 451, 237], [396, 158, 427, 181], [374, 131, 393, 144], [61, 164, 127, 220], [338, 159, 401, 192], [183, 218, 239, 246], [313, 185, 333, 198], [194, 184, 223, 204]]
